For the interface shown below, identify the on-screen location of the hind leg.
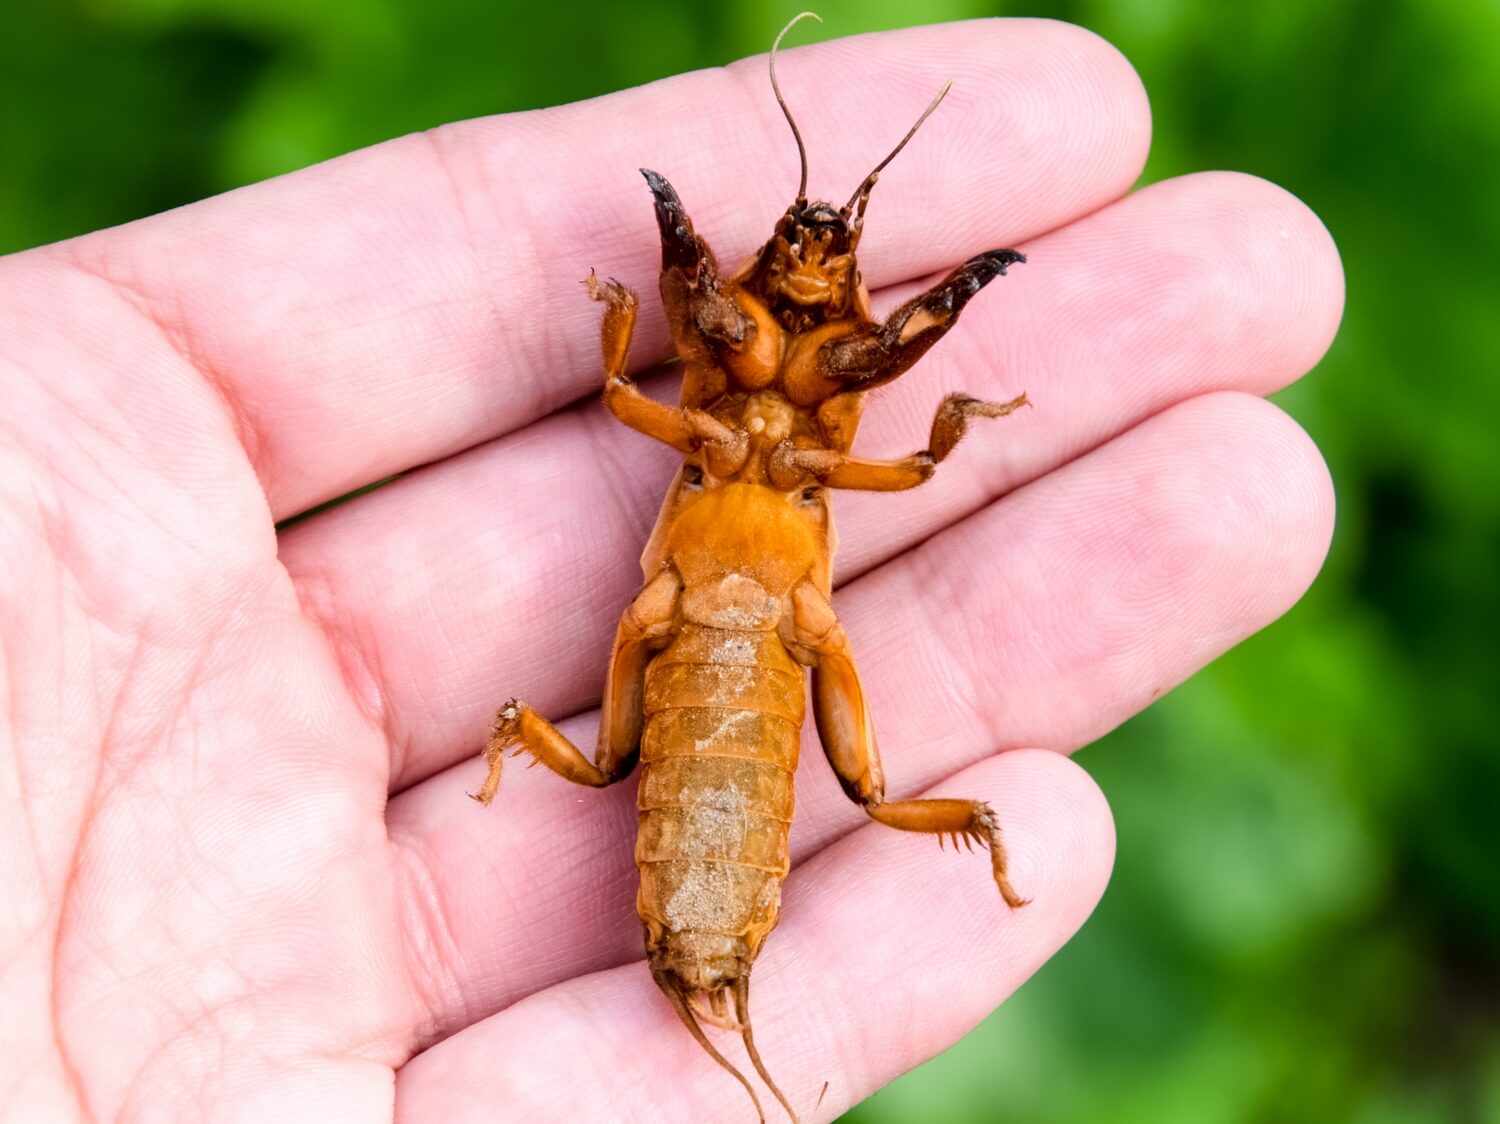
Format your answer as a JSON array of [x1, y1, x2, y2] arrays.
[[787, 580, 1027, 908], [469, 566, 681, 804]]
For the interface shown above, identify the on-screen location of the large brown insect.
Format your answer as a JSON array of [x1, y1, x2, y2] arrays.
[[470, 16, 1029, 1122]]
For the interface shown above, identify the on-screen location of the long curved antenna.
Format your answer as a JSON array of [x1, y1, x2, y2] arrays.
[[841, 79, 953, 221], [770, 12, 822, 206]]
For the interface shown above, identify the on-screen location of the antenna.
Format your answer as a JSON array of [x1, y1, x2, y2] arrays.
[[842, 80, 953, 220], [770, 12, 822, 205]]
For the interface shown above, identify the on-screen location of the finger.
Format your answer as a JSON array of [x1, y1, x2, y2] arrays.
[[279, 169, 1342, 788], [48, 20, 1149, 520], [392, 749, 1113, 1123], [384, 391, 1331, 1043]]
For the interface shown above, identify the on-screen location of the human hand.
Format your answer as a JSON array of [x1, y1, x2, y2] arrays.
[[0, 20, 1340, 1123]]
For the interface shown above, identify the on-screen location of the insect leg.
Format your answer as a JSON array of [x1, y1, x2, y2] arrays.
[[818, 249, 1025, 392], [641, 169, 758, 369], [641, 168, 713, 276], [586, 270, 690, 449], [768, 391, 1028, 492], [586, 272, 748, 460], [787, 580, 1026, 909], [469, 566, 681, 804]]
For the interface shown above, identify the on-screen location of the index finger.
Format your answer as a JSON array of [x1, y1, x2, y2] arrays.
[[52, 19, 1147, 519]]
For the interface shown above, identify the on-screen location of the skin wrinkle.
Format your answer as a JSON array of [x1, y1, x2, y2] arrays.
[[557, 985, 658, 1124], [57, 255, 268, 492], [0, 606, 48, 943], [911, 526, 1021, 756], [46, 758, 98, 1124], [30, 378, 177, 556], [584, 404, 662, 552], [470, 124, 588, 429], [417, 128, 492, 329], [410, 126, 528, 476], [284, 546, 396, 770], [8, 380, 398, 1111], [111, 974, 237, 1123], [386, 831, 471, 1050]]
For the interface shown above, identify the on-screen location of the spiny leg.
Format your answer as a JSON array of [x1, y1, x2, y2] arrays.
[[818, 248, 1025, 392], [765, 391, 1030, 493], [587, 271, 691, 451], [470, 566, 681, 804], [867, 798, 1026, 909], [786, 580, 1027, 909], [587, 269, 638, 382], [469, 699, 617, 803]]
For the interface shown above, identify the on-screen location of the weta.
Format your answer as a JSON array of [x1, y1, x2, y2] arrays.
[[471, 17, 1029, 1121]]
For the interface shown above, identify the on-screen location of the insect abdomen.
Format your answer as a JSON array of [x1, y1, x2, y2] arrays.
[[635, 623, 804, 992]]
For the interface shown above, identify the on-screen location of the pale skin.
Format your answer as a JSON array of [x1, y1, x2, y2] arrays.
[[0, 20, 1341, 1124]]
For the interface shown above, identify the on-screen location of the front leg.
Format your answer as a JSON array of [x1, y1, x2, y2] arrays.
[[470, 567, 681, 804], [785, 580, 1027, 908], [820, 249, 1024, 391], [640, 169, 756, 360]]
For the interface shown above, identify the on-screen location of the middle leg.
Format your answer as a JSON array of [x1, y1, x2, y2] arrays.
[[766, 391, 1030, 492]]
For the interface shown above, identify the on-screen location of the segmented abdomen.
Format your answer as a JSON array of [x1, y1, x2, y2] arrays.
[[635, 623, 805, 990]]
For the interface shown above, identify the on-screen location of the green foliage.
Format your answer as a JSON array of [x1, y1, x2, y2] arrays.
[[4, 1, 1493, 1121]]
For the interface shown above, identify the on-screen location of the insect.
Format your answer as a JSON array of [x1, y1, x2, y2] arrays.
[[470, 15, 1029, 1122]]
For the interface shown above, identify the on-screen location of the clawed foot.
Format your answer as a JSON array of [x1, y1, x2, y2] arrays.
[[966, 247, 1026, 280], [936, 802, 1028, 910], [585, 270, 636, 310], [925, 390, 1032, 463], [468, 698, 530, 805]]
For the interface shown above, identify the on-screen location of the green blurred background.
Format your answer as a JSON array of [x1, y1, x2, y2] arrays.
[[5, 1, 1495, 1120]]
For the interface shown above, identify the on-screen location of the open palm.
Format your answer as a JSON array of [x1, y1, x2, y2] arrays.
[[0, 21, 1340, 1124]]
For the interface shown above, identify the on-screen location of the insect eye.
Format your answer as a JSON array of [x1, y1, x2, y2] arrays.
[[682, 464, 705, 489]]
